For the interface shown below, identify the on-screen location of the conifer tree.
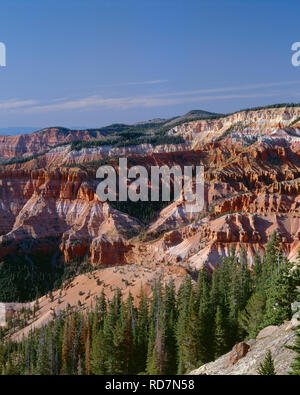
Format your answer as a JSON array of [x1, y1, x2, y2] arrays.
[[176, 276, 193, 374], [257, 350, 276, 375], [197, 268, 214, 362], [36, 333, 52, 375], [252, 252, 262, 282], [264, 260, 295, 326], [102, 292, 120, 374], [113, 298, 135, 374], [163, 280, 177, 374], [136, 287, 149, 373], [214, 305, 227, 358], [147, 279, 167, 374], [84, 319, 92, 375], [238, 246, 252, 310], [178, 290, 200, 373], [288, 326, 300, 375], [238, 292, 266, 338], [261, 231, 280, 285], [97, 289, 107, 327], [61, 316, 71, 375], [90, 329, 106, 375]]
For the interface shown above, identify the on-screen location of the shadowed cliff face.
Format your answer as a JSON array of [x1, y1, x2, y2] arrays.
[[1, 106, 300, 274]]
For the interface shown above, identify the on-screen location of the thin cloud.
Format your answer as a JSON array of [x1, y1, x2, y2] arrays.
[[0, 99, 38, 110], [154, 80, 300, 97], [2, 80, 300, 114], [99, 79, 168, 88], [19, 92, 281, 114]]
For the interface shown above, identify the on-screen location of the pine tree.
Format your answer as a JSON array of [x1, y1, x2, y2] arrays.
[[227, 255, 240, 346], [96, 289, 107, 328], [36, 333, 51, 375], [176, 277, 193, 374], [85, 319, 92, 375], [113, 298, 135, 374], [163, 280, 177, 374], [287, 326, 300, 375], [252, 252, 262, 281], [214, 305, 227, 358], [61, 316, 71, 375], [179, 290, 200, 373], [287, 263, 300, 375], [238, 246, 252, 310], [102, 290, 120, 374], [197, 268, 214, 362], [136, 287, 149, 373], [257, 350, 276, 375], [238, 292, 266, 338], [261, 231, 280, 285], [264, 260, 295, 326], [147, 279, 167, 374], [90, 329, 106, 375]]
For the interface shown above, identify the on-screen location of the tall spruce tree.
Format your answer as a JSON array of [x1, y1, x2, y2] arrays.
[[288, 326, 300, 375], [178, 290, 200, 373], [257, 350, 276, 375], [136, 287, 149, 373], [90, 329, 106, 375], [264, 260, 296, 326], [176, 276, 193, 374], [197, 268, 214, 362], [214, 305, 227, 359]]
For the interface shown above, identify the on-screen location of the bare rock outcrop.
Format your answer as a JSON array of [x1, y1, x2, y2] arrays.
[[189, 321, 297, 375]]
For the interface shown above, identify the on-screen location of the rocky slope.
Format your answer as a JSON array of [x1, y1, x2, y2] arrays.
[[189, 322, 296, 375], [189, 303, 300, 375], [6, 263, 187, 341]]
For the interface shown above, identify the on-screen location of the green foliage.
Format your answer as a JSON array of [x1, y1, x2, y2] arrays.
[[214, 306, 227, 358], [70, 134, 185, 151], [215, 121, 245, 142], [263, 262, 295, 326], [238, 293, 266, 338], [110, 200, 170, 225], [0, 253, 63, 302], [232, 103, 300, 114], [257, 350, 276, 375], [289, 117, 300, 127], [0, 233, 299, 375], [288, 326, 300, 375], [0, 253, 96, 303]]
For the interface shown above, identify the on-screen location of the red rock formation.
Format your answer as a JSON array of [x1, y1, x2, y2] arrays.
[[226, 342, 250, 366], [0, 127, 105, 160], [1, 106, 300, 271]]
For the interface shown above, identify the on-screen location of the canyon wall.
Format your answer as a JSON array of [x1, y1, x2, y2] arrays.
[[1, 106, 300, 270]]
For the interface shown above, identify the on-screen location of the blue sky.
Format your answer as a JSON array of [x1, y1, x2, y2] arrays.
[[0, 0, 300, 131]]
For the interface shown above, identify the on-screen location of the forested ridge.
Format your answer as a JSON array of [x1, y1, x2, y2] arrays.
[[0, 232, 299, 375]]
